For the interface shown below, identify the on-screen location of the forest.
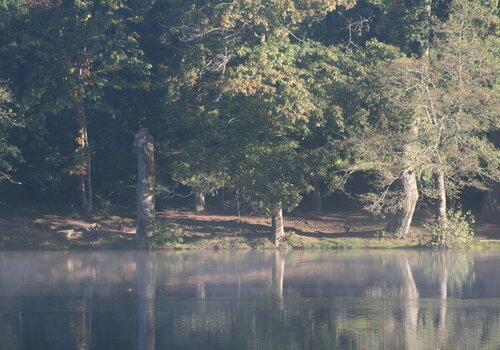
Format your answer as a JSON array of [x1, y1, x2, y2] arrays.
[[0, 0, 498, 249]]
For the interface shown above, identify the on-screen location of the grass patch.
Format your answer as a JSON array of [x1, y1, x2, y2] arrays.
[[1, 207, 499, 251]]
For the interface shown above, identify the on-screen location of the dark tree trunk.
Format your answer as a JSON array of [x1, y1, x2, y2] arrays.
[[310, 186, 322, 212], [194, 191, 206, 212], [388, 170, 419, 238], [218, 190, 226, 211], [435, 170, 447, 229], [79, 174, 92, 214], [271, 208, 284, 247], [482, 180, 499, 216], [76, 104, 93, 214], [134, 128, 155, 248]]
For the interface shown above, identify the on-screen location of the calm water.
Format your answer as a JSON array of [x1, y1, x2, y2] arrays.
[[1, 250, 499, 350]]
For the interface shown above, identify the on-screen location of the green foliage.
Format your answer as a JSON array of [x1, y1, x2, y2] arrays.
[[95, 195, 113, 218], [230, 141, 309, 213], [0, 0, 151, 198], [420, 209, 475, 248], [220, 38, 317, 214], [0, 0, 497, 242], [352, 0, 499, 220], [147, 218, 184, 247], [169, 0, 357, 42], [0, 82, 21, 183]]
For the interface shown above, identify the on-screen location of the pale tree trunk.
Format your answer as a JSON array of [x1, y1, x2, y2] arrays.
[[482, 180, 499, 216], [134, 128, 155, 248], [388, 170, 419, 238], [435, 170, 447, 229], [137, 254, 156, 350], [424, 0, 432, 60], [76, 104, 93, 214], [194, 191, 206, 212], [271, 208, 285, 246]]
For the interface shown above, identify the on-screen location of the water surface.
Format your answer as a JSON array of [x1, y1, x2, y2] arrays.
[[1, 250, 499, 349]]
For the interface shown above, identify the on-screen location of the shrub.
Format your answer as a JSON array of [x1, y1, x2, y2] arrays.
[[420, 209, 475, 248], [147, 219, 184, 247]]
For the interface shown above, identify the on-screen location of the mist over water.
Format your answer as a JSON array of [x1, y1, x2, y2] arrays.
[[1, 250, 499, 350]]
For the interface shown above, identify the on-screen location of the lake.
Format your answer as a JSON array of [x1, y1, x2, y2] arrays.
[[1, 250, 499, 350]]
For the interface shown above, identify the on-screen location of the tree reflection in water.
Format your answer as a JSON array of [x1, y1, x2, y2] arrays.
[[400, 257, 418, 350], [137, 253, 156, 350], [71, 288, 92, 350], [0, 250, 499, 349]]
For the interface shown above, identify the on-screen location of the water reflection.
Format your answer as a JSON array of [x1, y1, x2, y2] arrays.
[[400, 257, 418, 350], [137, 254, 156, 350], [0, 250, 499, 349], [271, 251, 285, 300], [71, 288, 92, 350]]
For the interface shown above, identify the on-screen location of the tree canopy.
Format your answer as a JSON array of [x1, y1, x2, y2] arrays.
[[0, 0, 498, 242]]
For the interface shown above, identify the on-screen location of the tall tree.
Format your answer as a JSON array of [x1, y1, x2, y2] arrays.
[[424, 0, 498, 227], [161, 0, 356, 243], [1, 0, 150, 212], [358, 0, 499, 232]]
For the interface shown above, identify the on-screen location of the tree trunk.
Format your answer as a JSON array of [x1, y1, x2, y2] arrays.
[[424, 0, 432, 61], [134, 128, 155, 248], [218, 190, 226, 211], [482, 180, 499, 216], [435, 170, 447, 229], [271, 208, 284, 247], [194, 191, 206, 212], [388, 170, 419, 238], [76, 104, 92, 214], [310, 186, 322, 212]]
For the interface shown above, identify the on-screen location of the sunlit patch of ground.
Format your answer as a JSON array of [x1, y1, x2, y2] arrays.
[[0, 206, 498, 250], [0, 208, 135, 250], [161, 209, 386, 238]]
